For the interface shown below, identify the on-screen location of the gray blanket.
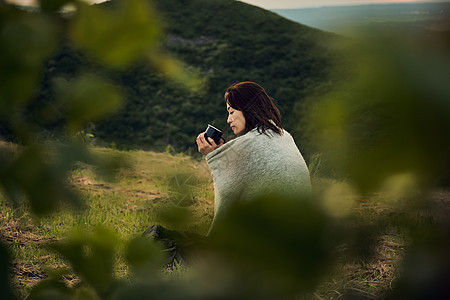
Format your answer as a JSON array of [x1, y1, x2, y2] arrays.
[[206, 128, 311, 233]]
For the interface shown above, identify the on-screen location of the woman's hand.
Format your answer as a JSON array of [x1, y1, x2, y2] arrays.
[[196, 132, 224, 155]]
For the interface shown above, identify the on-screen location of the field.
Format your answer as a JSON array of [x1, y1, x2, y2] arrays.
[[0, 144, 215, 298], [1, 143, 449, 299]]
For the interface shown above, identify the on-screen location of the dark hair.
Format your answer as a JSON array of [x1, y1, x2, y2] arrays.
[[225, 82, 283, 135]]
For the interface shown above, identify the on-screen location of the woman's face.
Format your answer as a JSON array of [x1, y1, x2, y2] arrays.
[[227, 103, 246, 135]]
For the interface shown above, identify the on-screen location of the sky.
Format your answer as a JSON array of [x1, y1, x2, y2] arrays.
[[7, 0, 450, 9]]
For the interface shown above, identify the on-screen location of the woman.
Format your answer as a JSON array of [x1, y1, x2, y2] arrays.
[[196, 82, 311, 233]]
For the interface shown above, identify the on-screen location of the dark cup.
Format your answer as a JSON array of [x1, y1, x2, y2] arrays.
[[204, 124, 223, 145]]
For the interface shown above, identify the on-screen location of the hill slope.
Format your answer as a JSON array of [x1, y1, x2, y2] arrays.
[[34, 0, 341, 152]]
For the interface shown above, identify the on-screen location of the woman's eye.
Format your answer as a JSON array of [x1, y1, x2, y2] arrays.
[[230, 111, 234, 115]]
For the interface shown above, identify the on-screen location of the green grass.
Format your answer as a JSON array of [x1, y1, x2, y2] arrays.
[[1, 145, 214, 297]]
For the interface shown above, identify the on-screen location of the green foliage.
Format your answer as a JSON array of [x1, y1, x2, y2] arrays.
[[74, 130, 95, 146], [304, 33, 450, 191], [125, 235, 165, 278], [300, 21, 450, 299], [0, 243, 13, 300], [0, 144, 78, 215], [38, 0, 71, 13], [53, 74, 122, 134], [208, 194, 336, 297], [0, 5, 56, 112], [71, 0, 160, 67], [48, 227, 119, 297]]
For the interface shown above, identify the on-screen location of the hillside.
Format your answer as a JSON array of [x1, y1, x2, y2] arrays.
[[23, 0, 341, 153]]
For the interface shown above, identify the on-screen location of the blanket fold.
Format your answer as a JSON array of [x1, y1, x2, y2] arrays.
[[206, 128, 311, 233]]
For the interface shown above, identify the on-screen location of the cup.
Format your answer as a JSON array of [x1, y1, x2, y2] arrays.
[[204, 124, 223, 145]]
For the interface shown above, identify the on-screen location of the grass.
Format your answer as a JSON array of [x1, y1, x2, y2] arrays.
[[305, 177, 407, 299], [311, 231, 406, 299], [1, 143, 448, 298], [0, 144, 214, 298]]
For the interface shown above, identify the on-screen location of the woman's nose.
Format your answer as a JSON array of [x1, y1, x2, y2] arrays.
[[227, 115, 232, 124]]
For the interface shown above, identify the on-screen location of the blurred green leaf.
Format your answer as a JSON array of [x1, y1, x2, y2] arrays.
[[81, 146, 131, 182], [125, 236, 165, 279], [39, 0, 72, 13], [148, 53, 205, 92], [50, 227, 120, 296], [53, 74, 122, 135], [306, 37, 450, 192], [208, 194, 338, 297], [26, 271, 73, 300], [0, 243, 13, 300], [0, 8, 57, 112], [0, 143, 81, 216], [154, 203, 193, 229], [70, 0, 160, 67]]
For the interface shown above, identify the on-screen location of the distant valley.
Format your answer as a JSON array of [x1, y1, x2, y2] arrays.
[[272, 2, 450, 36]]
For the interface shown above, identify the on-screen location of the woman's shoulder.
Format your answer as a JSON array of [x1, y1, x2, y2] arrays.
[[235, 127, 292, 148]]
